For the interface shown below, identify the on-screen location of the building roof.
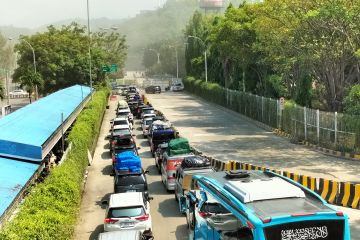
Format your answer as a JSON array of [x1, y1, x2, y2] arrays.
[[0, 85, 91, 161], [0, 157, 39, 217]]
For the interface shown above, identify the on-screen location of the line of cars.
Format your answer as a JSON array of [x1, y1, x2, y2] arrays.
[[141, 98, 351, 239], [99, 87, 155, 240]]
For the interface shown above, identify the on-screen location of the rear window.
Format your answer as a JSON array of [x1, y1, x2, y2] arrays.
[[114, 120, 128, 125], [145, 120, 153, 125], [108, 206, 144, 218], [201, 202, 230, 214], [113, 129, 131, 136], [114, 138, 132, 145], [116, 175, 145, 186]]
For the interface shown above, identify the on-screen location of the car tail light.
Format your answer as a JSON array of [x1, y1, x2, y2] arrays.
[[336, 211, 344, 216], [135, 214, 149, 221], [247, 220, 255, 229], [112, 140, 117, 145], [104, 218, 118, 224], [112, 155, 116, 164], [198, 211, 212, 219], [262, 217, 272, 224]]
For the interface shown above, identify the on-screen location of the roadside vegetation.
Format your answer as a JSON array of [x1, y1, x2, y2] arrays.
[[1, 23, 127, 97], [0, 87, 109, 240], [184, 0, 360, 113]]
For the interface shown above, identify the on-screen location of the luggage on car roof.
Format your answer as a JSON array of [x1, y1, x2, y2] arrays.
[[167, 138, 191, 156], [115, 151, 141, 172], [181, 155, 211, 169]]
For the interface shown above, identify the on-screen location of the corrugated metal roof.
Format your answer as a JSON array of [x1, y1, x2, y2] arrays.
[[0, 157, 39, 217], [0, 85, 91, 161]]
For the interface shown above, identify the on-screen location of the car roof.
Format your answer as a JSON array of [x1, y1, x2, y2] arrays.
[[109, 192, 144, 208], [98, 230, 140, 240]]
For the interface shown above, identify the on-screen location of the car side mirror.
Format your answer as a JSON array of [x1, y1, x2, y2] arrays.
[[144, 170, 149, 174], [132, 134, 136, 136], [148, 197, 154, 201], [110, 172, 115, 177], [101, 200, 109, 205], [105, 134, 110, 140], [137, 147, 141, 150]]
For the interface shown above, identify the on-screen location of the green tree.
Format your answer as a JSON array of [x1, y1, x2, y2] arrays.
[[13, 23, 127, 95]]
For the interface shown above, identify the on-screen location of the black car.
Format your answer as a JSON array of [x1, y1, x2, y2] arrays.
[[113, 171, 149, 194], [145, 85, 161, 94]]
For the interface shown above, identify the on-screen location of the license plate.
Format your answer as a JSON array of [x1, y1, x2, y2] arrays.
[[120, 222, 135, 228]]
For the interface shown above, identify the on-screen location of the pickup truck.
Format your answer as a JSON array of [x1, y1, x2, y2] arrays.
[[160, 138, 194, 191]]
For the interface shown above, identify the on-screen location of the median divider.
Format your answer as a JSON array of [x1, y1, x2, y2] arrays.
[[145, 94, 360, 210]]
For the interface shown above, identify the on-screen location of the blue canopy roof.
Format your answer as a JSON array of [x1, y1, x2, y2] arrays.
[[0, 157, 39, 218], [0, 85, 91, 161]]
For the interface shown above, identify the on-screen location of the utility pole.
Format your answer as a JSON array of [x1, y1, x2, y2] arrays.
[[87, 0, 93, 98]]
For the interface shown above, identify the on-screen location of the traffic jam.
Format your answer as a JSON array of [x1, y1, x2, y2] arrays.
[[99, 85, 351, 240]]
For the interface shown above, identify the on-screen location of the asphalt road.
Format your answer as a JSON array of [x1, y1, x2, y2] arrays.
[[146, 91, 360, 239], [74, 95, 187, 240]]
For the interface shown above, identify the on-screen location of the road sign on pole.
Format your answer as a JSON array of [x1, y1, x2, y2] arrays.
[[102, 65, 110, 72], [110, 64, 118, 73]]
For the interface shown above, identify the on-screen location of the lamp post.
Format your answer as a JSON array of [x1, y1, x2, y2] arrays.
[[187, 35, 208, 82], [21, 38, 38, 100], [86, 0, 93, 96], [148, 49, 160, 64], [169, 45, 179, 79]]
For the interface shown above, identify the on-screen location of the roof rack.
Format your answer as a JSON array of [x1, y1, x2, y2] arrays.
[[225, 170, 250, 179]]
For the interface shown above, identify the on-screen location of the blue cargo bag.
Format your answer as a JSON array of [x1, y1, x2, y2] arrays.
[[115, 151, 141, 172]]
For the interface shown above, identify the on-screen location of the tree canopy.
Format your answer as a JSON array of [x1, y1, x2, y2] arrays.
[[13, 23, 127, 96], [184, 0, 360, 111]]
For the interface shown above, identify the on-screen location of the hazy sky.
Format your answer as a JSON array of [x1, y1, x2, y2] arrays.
[[0, 0, 165, 28]]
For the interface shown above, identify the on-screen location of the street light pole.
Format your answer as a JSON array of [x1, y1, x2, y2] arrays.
[[87, 0, 93, 97], [187, 35, 208, 82], [169, 45, 179, 79], [22, 39, 38, 100], [148, 49, 160, 64]]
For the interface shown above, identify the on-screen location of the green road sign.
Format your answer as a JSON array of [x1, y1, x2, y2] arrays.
[[102, 65, 110, 72], [110, 64, 118, 73]]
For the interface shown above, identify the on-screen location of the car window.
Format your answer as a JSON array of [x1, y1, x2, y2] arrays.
[[113, 138, 132, 145], [108, 206, 144, 218], [114, 120, 128, 125], [201, 202, 230, 214], [145, 120, 153, 125], [113, 129, 131, 136], [117, 175, 145, 185]]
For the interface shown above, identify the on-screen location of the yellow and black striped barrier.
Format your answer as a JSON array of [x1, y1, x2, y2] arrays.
[[299, 175, 317, 192], [317, 178, 339, 204], [336, 182, 360, 209]]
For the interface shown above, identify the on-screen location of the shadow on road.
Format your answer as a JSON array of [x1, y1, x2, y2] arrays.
[[102, 165, 113, 176], [95, 192, 112, 210], [140, 141, 150, 147], [158, 198, 182, 218], [101, 151, 111, 160], [147, 181, 167, 195], [175, 224, 189, 240], [88, 224, 103, 240]]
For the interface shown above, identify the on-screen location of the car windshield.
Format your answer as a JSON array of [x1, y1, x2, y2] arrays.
[[143, 110, 155, 114], [114, 120, 128, 125], [117, 175, 145, 186], [108, 206, 144, 218]]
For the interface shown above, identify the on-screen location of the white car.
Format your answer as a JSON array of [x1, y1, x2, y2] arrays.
[[9, 89, 28, 97], [116, 108, 134, 124], [103, 192, 153, 232], [170, 83, 184, 92], [112, 116, 132, 130], [142, 117, 153, 137]]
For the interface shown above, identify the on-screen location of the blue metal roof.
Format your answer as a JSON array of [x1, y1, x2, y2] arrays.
[[0, 157, 39, 217], [0, 85, 91, 161]]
